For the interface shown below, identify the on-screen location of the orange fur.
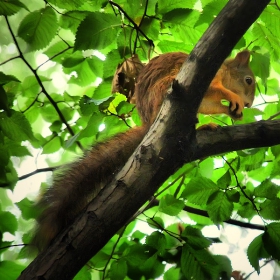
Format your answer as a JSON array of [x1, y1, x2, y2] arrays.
[[33, 51, 255, 251]]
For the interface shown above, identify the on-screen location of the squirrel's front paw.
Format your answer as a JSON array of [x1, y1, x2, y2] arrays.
[[229, 95, 244, 119]]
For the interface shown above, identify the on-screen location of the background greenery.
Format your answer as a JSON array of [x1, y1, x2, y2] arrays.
[[0, 0, 280, 279]]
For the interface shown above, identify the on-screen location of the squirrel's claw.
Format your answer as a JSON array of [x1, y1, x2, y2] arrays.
[[229, 95, 244, 120]]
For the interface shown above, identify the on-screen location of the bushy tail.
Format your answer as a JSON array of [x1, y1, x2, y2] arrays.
[[32, 125, 148, 251]]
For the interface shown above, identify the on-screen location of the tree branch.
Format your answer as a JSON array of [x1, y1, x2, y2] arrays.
[[194, 120, 280, 159], [149, 199, 265, 231], [109, 0, 154, 48], [4, 17, 83, 150]]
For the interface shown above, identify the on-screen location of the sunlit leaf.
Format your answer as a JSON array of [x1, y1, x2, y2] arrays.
[[207, 191, 233, 223], [18, 7, 58, 50], [263, 223, 280, 259], [0, 212, 17, 234], [0, 0, 28, 16], [109, 259, 127, 280], [159, 194, 185, 216], [181, 176, 218, 205], [0, 110, 34, 141], [247, 234, 268, 274], [74, 12, 120, 51]]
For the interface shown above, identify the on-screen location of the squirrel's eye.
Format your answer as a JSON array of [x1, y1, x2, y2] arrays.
[[245, 76, 253, 85]]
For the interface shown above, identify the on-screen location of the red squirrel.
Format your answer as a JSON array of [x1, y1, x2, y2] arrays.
[[32, 51, 255, 250]]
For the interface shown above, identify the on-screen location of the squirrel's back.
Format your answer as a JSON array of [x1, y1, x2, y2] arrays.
[[32, 51, 255, 250]]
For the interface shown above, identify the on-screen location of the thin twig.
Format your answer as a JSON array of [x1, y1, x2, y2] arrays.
[[0, 243, 28, 251], [102, 226, 127, 280], [109, 0, 154, 48], [0, 55, 20, 66], [4, 16, 83, 150], [223, 156, 262, 218], [244, 259, 274, 279]]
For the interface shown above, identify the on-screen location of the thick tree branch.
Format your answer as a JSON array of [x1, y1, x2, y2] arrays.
[[195, 120, 280, 159], [19, 0, 270, 279]]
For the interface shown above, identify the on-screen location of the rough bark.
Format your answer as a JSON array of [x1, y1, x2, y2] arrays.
[[19, 0, 271, 279]]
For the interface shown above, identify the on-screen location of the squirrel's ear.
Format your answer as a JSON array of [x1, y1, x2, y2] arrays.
[[234, 50, 251, 66]]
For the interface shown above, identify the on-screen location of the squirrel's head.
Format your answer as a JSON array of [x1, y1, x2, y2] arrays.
[[223, 50, 256, 109]]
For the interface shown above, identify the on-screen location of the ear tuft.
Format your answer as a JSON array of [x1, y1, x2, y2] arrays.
[[234, 50, 251, 66]]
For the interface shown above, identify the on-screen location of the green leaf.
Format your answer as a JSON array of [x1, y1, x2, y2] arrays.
[[47, 0, 84, 9], [125, 244, 148, 267], [90, 250, 110, 268], [74, 12, 120, 51], [60, 11, 88, 34], [0, 261, 25, 280], [196, 0, 225, 26], [237, 202, 256, 220], [77, 113, 103, 140], [181, 176, 218, 205], [164, 267, 180, 280], [109, 259, 127, 280], [163, 9, 203, 45], [250, 52, 270, 88], [16, 198, 37, 220], [0, 211, 17, 234], [49, 120, 62, 133], [103, 50, 122, 79], [0, 110, 34, 141], [20, 76, 40, 97], [5, 139, 31, 157], [181, 244, 219, 280], [240, 148, 266, 171], [158, 0, 196, 14], [0, 72, 20, 84], [44, 41, 73, 63], [140, 17, 160, 41], [116, 101, 134, 116], [207, 191, 233, 223], [0, 0, 28, 16], [0, 85, 9, 112], [131, 230, 146, 242], [212, 255, 232, 279], [199, 157, 214, 178], [157, 40, 192, 54], [73, 265, 92, 280], [252, 22, 280, 60], [0, 144, 9, 167], [141, 254, 165, 278], [62, 54, 103, 86], [226, 189, 240, 203], [217, 171, 231, 189], [42, 136, 62, 154], [18, 7, 58, 51], [254, 179, 280, 199], [260, 198, 280, 220], [93, 80, 112, 100], [147, 217, 164, 230], [159, 194, 184, 216], [247, 234, 268, 273], [181, 226, 212, 249], [146, 231, 167, 254], [259, 5, 280, 60], [40, 103, 59, 123], [263, 222, 280, 259]]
